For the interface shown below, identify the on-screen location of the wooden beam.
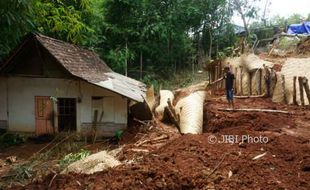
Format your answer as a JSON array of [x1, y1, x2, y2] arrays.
[[218, 108, 290, 114], [298, 76, 305, 106], [293, 76, 297, 105], [249, 72, 252, 95], [233, 94, 265, 99], [259, 68, 262, 95], [281, 75, 287, 104], [240, 66, 243, 95], [234, 67, 238, 94], [302, 77, 310, 104]]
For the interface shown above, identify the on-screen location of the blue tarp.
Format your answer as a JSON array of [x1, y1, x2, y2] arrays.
[[287, 22, 310, 35]]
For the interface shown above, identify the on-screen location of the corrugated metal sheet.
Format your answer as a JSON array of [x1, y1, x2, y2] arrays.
[[35, 34, 146, 102]]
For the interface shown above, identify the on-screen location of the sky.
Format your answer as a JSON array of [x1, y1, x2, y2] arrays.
[[232, 0, 310, 26]]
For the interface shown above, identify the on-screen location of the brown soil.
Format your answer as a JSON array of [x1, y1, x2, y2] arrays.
[[9, 97, 310, 190]]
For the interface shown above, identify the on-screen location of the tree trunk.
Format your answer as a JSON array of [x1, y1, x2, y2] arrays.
[[209, 29, 212, 58], [215, 66, 218, 89], [140, 51, 143, 80], [125, 41, 128, 76], [240, 13, 249, 37]]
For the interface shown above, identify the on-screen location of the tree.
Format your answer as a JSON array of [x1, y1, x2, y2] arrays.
[[33, 0, 95, 45], [230, 0, 260, 36], [0, 0, 34, 61]]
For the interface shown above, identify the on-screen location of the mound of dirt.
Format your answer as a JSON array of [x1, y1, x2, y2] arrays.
[[11, 98, 310, 190]]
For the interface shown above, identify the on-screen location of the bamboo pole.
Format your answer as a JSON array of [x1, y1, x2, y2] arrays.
[[298, 76, 305, 106], [302, 77, 310, 104], [293, 76, 297, 105]]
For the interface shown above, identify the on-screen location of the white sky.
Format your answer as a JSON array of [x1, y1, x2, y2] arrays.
[[233, 0, 310, 26]]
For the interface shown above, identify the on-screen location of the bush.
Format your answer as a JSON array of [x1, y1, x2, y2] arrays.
[[0, 133, 27, 149]]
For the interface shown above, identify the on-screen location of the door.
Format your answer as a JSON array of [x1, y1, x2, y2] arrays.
[[35, 96, 54, 136]]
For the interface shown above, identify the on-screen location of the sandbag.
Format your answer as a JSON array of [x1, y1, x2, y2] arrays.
[[175, 91, 206, 134], [63, 150, 121, 174], [272, 57, 310, 105], [155, 90, 174, 120]]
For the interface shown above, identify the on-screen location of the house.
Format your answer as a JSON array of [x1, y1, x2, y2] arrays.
[[0, 33, 146, 136]]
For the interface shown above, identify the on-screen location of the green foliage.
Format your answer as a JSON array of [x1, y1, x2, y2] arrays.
[[0, 0, 34, 60], [33, 0, 94, 44], [106, 47, 135, 74], [0, 0, 238, 84], [59, 149, 91, 169], [0, 133, 27, 149]]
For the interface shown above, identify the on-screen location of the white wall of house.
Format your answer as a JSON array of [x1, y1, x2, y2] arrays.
[[0, 77, 127, 134]]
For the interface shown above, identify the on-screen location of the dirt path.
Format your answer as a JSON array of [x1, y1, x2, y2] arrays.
[[9, 97, 310, 190]]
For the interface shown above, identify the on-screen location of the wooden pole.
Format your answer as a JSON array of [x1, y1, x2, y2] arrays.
[[293, 76, 297, 105], [298, 76, 305, 106], [259, 69, 262, 95], [281, 75, 287, 104], [233, 94, 265, 99], [234, 67, 238, 94], [302, 77, 310, 104], [92, 110, 98, 144], [218, 108, 290, 114], [249, 72, 252, 95], [208, 71, 211, 84], [240, 66, 243, 95], [219, 61, 222, 89]]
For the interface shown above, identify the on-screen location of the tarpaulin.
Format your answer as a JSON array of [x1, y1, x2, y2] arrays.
[[287, 22, 310, 34]]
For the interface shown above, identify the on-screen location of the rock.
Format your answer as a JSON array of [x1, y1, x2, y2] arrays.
[[6, 156, 17, 164], [62, 151, 121, 174], [238, 142, 246, 148]]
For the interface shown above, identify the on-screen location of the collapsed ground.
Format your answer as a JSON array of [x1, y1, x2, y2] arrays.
[[1, 95, 309, 190]]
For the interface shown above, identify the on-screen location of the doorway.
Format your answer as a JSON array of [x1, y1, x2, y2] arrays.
[[57, 98, 76, 132]]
